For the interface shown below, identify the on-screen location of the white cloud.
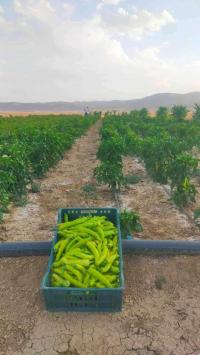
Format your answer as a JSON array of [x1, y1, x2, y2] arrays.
[[102, 0, 123, 5], [0, 0, 199, 102], [96, 3, 103, 11], [63, 2, 74, 16], [97, 0, 123, 10], [0, 5, 4, 14], [13, 0, 55, 21], [99, 7, 175, 39]]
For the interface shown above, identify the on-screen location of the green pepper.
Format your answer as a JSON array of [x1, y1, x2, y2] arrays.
[[89, 277, 96, 287], [55, 269, 85, 288], [112, 235, 118, 245], [76, 226, 100, 240], [83, 272, 90, 287], [105, 274, 117, 282], [58, 216, 90, 230], [102, 227, 116, 233], [69, 238, 92, 250], [54, 240, 63, 252], [86, 241, 99, 265], [97, 244, 108, 266], [53, 256, 90, 268], [63, 264, 83, 282], [113, 260, 119, 266], [52, 215, 120, 289], [68, 217, 105, 230], [88, 268, 112, 287], [66, 236, 81, 251], [95, 226, 105, 240], [107, 240, 113, 248], [55, 239, 68, 261], [63, 257, 90, 267], [101, 254, 118, 273], [102, 221, 116, 229], [58, 231, 75, 239], [65, 273, 86, 288], [76, 227, 101, 241], [74, 264, 86, 274], [110, 266, 119, 274], [51, 273, 70, 287], [97, 241, 102, 255], [67, 248, 94, 260], [104, 230, 116, 237]]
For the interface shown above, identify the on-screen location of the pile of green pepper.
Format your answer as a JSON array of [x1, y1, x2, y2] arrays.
[[50, 215, 120, 288]]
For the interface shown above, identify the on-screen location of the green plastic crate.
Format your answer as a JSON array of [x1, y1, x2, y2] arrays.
[[41, 207, 124, 312]]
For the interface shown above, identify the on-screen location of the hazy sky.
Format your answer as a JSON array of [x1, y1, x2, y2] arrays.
[[0, 0, 200, 102]]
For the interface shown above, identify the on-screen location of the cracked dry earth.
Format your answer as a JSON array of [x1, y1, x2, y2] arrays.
[[1, 120, 200, 354], [1, 255, 200, 355]]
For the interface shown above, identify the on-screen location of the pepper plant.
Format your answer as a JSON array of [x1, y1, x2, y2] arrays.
[[94, 122, 125, 192]]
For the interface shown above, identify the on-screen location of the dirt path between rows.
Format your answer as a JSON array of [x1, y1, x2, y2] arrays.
[[1, 121, 200, 355]]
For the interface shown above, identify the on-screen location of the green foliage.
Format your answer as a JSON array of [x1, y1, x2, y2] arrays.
[[97, 130, 124, 162], [141, 134, 182, 184], [167, 154, 198, 189], [167, 154, 198, 206], [81, 183, 97, 198], [194, 208, 200, 228], [192, 104, 200, 121], [171, 105, 188, 121], [13, 195, 28, 207], [31, 182, 41, 193], [123, 128, 142, 156], [0, 143, 30, 197], [194, 208, 200, 220], [0, 187, 9, 223], [94, 160, 125, 192], [156, 106, 169, 120], [82, 183, 96, 194], [94, 120, 125, 192], [0, 114, 97, 221], [172, 182, 196, 206], [99, 109, 200, 207], [120, 209, 143, 238], [139, 108, 149, 120], [125, 174, 141, 185], [155, 276, 166, 290]]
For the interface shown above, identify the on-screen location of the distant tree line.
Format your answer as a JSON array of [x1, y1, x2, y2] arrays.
[[155, 104, 200, 121]]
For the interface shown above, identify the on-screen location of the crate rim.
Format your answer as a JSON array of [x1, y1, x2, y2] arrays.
[[57, 206, 120, 219]]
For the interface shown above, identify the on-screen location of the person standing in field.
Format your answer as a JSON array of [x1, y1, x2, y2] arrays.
[[84, 106, 90, 116]]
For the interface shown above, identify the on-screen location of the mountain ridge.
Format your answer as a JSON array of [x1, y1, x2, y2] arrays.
[[1, 92, 200, 112]]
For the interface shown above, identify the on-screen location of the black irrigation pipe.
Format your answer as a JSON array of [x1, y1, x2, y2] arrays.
[[0, 241, 52, 257], [122, 239, 200, 255], [1, 239, 200, 258]]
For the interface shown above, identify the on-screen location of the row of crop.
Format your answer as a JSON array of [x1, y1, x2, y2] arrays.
[[95, 110, 200, 207], [0, 114, 99, 221]]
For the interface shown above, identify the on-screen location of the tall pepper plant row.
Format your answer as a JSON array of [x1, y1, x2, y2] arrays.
[[95, 110, 200, 207], [0, 114, 99, 221]]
